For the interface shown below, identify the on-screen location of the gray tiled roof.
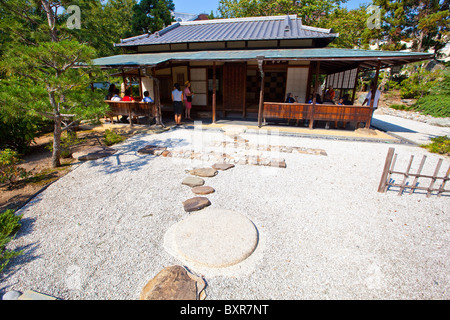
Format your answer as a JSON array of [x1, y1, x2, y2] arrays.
[[116, 15, 337, 47]]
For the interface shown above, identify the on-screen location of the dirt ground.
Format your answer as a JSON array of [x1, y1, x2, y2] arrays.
[[0, 120, 167, 213]]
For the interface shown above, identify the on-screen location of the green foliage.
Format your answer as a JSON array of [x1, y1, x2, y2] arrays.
[[103, 129, 125, 146], [421, 136, 450, 155], [389, 104, 412, 111], [411, 68, 450, 118], [218, 0, 344, 25], [46, 131, 86, 158], [130, 0, 174, 36], [0, 209, 23, 273], [0, 149, 30, 187], [399, 63, 442, 99]]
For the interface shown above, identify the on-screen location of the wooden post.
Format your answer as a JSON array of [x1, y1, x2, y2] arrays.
[[367, 60, 381, 128], [398, 155, 414, 196], [212, 62, 217, 124], [309, 61, 320, 129], [409, 155, 427, 194], [257, 57, 265, 128], [378, 147, 395, 193], [427, 159, 443, 197], [151, 67, 165, 127], [351, 64, 360, 104]]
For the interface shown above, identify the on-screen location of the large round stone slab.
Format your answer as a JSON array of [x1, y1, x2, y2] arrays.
[[174, 208, 259, 268]]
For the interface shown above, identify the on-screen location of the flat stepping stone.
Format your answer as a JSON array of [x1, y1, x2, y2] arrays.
[[183, 197, 211, 212], [189, 167, 218, 177], [174, 208, 259, 268], [74, 146, 117, 161], [138, 145, 167, 155], [140, 265, 206, 300], [212, 163, 235, 171], [182, 176, 205, 187], [191, 186, 215, 195]]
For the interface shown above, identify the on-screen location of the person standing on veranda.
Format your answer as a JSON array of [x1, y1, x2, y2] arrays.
[[172, 83, 184, 125], [184, 81, 193, 120]]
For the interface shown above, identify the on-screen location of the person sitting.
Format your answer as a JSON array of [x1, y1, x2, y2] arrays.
[[322, 93, 335, 104], [111, 88, 122, 101], [119, 89, 134, 123], [342, 94, 352, 105], [142, 91, 154, 103], [326, 86, 335, 100], [285, 93, 296, 103]]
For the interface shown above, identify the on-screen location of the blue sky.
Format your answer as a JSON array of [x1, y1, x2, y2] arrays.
[[172, 0, 370, 15]]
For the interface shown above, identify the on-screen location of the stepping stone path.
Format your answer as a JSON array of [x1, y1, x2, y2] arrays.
[[140, 265, 206, 300], [182, 176, 205, 187], [183, 197, 211, 212], [191, 186, 215, 195], [73, 146, 117, 161]]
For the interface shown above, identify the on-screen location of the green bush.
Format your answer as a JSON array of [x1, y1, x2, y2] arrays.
[[46, 131, 86, 158], [103, 129, 125, 146], [0, 149, 30, 187], [0, 209, 23, 273], [389, 104, 412, 111], [421, 136, 450, 155]]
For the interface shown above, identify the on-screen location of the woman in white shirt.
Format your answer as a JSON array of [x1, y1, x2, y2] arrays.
[[172, 83, 184, 125]]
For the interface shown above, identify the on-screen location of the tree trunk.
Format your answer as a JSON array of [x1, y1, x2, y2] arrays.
[[52, 114, 62, 168], [48, 91, 61, 167]]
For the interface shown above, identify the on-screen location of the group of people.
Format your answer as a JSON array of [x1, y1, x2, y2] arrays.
[[171, 81, 193, 126], [285, 82, 381, 110], [105, 83, 154, 123]]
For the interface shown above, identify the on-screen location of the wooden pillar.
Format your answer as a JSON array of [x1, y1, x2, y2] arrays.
[[138, 68, 143, 98], [257, 57, 265, 128], [212, 62, 217, 124], [351, 64, 360, 104], [309, 61, 320, 129], [152, 67, 164, 127], [367, 60, 381, 128]]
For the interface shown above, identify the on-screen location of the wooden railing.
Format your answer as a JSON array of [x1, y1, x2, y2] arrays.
[[105, 100, 156, 126], [263, 102, 374, 129]]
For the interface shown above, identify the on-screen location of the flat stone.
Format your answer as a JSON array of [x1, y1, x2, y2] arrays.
[[189, 167, 218, 178], [183, 197, 211, 212], [270, 159, 287, 168], [73, 146, 117, 161], [174, 208, 259, 268], [140, 265, 205, 300], [17, 290, 57, 300], [138, 145, 167, 155], [212, 163, 235, 171], [191, 186, 215, 195], [182, 176, 205, 187], [2, 291, 22, 300]]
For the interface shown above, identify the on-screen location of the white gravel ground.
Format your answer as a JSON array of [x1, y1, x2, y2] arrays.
[[1, 126, 449, 300]]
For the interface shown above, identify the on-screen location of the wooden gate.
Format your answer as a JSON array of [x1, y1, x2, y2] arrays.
[[378, 147, 450, 197], [223, 63, 246, 117]]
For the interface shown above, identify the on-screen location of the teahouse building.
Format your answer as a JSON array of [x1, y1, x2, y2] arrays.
[[94, 15, 432, 128]]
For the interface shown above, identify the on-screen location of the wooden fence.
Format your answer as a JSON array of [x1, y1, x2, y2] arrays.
[[378, 147, 450, 197], [263, 102, 374, 129], [105, 101, 158, 126]]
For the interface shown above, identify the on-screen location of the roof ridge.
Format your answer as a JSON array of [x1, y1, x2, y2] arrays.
[[179, 14, 299, 25]]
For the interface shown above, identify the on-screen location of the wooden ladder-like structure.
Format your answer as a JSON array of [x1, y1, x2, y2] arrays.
[[378, 147, 450, 197]]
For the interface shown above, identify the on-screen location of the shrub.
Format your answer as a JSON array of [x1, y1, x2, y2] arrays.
[[0, 149, 30, 187], [421, 136, 450, 155], [103, 129, 125, 146], [46, 131, 86, 158], [0, 209, 23, 273], [389, 104, 412, 111]]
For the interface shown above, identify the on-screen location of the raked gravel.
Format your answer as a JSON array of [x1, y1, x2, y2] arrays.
[[1, 126, 449, 300]]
